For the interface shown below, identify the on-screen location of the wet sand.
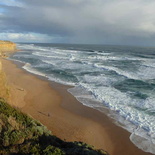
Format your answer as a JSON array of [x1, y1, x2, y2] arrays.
[[1, 58, 152, 155]]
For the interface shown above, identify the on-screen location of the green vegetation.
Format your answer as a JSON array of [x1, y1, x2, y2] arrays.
[[0, 98, 108, 155]]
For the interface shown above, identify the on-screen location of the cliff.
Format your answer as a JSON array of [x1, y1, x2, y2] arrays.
[[0, 41, 13, 99], [0, 40, 16, 57], [0, 40, 16, 77]]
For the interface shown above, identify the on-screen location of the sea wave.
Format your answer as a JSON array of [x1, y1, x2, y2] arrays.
[[10, 43, 155, 154]]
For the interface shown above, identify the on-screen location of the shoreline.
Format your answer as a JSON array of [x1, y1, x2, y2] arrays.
[[1, 58, 152, 155]]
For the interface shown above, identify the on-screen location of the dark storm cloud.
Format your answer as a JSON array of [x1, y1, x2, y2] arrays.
[[1, 0, 155, 45]]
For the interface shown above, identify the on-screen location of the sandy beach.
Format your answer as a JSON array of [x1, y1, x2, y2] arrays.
[[1, 58, 152, 155]]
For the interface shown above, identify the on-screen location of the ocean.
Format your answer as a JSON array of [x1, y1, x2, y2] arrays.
[[10, 43, 155, 154]]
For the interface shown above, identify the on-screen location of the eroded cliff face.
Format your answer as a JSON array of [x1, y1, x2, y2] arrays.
[[0, 61, 2, 71], [0, 40, 16, 72], [0, 41, 16, 100], [0, 41, 16, 57]]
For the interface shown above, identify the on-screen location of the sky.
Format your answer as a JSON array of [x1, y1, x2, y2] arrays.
[[1, 0, 155, 46]]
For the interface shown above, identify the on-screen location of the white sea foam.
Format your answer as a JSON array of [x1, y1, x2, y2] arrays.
[[95, 51, 111, 56], [142, 60, 155, 68], [48, 76, 76, 86], [94, 62, 155, 80], [68, 86, 103, 108], [22, 62, 76, 86], [88, 54, 146, 61], [13, 43, 155, 154], [69, 83, 155, 153], [22, 63, 47, 77], [130, 128, 155, 154], [94, 63, 139, 79], [88, 55, 127, 61], [42, 60, 59, 66], [82, 74, 120, 86], [32, 51, 69, 60], [8, 58, 26, 64], [138, 67, 155, 80]]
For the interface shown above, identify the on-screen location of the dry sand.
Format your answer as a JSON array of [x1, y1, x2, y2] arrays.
[[1, 58, 152, 155]]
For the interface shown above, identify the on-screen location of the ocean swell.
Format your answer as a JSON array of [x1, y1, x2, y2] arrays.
[[11, 43, 155, 154]]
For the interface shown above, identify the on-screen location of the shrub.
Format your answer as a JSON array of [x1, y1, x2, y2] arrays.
[[0, 99, 108, 155]]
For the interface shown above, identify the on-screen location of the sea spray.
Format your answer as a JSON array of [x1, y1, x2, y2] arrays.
[[10, 43, 155, 154]]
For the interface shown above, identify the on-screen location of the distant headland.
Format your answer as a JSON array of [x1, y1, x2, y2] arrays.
[[0, 40, 16, 58], [0, 40, 16, 51]]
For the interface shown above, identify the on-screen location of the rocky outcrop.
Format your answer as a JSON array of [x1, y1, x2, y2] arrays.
[[0, 40, 16, 52], [0, 41, 16, 58], [0, 41, 16, 100]]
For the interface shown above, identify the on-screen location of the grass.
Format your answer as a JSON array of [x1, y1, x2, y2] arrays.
[[0, 98, 108, 155]]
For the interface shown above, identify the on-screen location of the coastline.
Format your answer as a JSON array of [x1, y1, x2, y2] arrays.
[[1, 58, 152, 155]]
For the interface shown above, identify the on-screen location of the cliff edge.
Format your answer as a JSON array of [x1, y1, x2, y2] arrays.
[[0, 40, 16, 57], [0, 41, 15, 99]]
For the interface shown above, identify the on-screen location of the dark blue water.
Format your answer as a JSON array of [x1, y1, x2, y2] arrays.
[[10, 43, 155, 153]]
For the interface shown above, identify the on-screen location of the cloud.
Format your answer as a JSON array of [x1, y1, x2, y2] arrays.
[[0, 32, 59, 43], [1, 0, 155, 45], [0, 0, 22, 7]]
